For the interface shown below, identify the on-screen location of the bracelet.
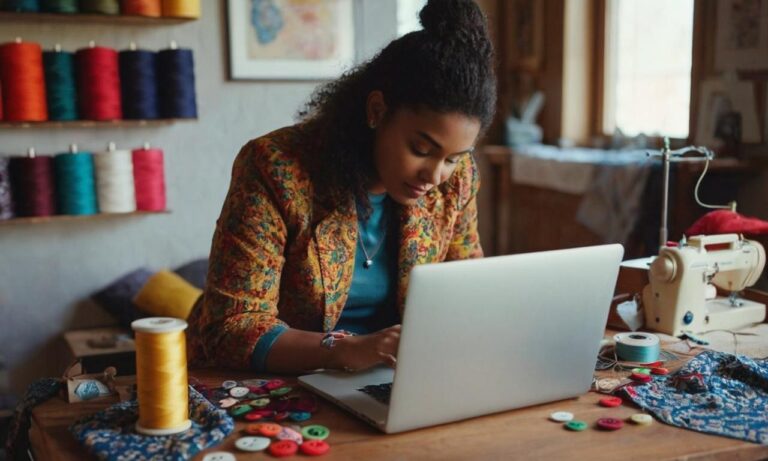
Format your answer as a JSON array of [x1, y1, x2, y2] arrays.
[[320, 330, 352, 350]]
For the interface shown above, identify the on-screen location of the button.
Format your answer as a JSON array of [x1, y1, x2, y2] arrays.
[[630, 373, 652, 383], [300, 439, 331, 456], [631, 368, 651, 375], [229, 404, 252, 417], [218, 397, 239, 409], [234, 436, 271, 452], [247, 422, 282, 437], [630, 413, 653, 425], [597, 417, 624, 430], [229, 386, 249, 398], [249, 398, 270, 407], [244, 411, 267, 422], [549, 411, 574, 422], [221, 380, 237, 390], [269, 440, 299, 457], [651, 367, 669, 375], [203, 452, 236, 461], [599, 396, 622, 407], [270, 386, 293, 397], [265, 379, 287, 390], [276, 426, 303, 444], [301, 424, 330, 440], [292, 396, 319, 412], [564, 420, 588, 431], [274, 411, 290, 421], [290, 411, 312, 422]]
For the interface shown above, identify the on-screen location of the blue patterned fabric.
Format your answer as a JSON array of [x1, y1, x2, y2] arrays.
[[70, 386, 234, 460], [619, 350, 768, 444]]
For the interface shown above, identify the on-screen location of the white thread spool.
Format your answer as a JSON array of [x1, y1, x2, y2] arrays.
[[93, 142, 137, 213]]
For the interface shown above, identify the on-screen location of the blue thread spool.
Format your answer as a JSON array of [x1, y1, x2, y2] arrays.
[[119, 46, 159, 120], [4, 0, 40, 12], [614, 332, 660, 363], [54, 145, 98, 215], [156, 42, 197, 119]]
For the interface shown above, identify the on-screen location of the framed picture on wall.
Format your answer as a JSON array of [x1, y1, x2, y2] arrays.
[[226, 0, 355, 80], [714, 0, 768, 71]]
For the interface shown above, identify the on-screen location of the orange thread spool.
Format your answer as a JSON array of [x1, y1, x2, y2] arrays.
[[0, 40, 48, 122], [121, 0, 161, 17]]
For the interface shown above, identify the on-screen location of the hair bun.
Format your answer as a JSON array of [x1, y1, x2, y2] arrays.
[[419, 0, 488, 37]]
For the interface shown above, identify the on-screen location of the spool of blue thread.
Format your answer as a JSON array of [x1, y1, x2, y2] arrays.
[[613, 332, 660, 363], [54, 145, 98, 215], [157, 42, 197, 119], [43, 47, 79, 121], [4, 0, 40, 12], [119, 46, 159, 120]]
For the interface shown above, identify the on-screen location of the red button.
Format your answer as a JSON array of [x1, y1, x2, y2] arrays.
[[265, 379, 287, 390], [599, 396, 622, 407], [651, 367, 669, 375], [244, 411, 266, 421], [269, 440, 298, 457], [300, 440, 330, 456], [274, 411, 290, 421], [630, 373, 652, 383], [597, 417, 624, 430]]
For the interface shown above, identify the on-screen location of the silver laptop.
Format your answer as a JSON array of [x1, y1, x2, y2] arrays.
[[299, 244, 624, 433]]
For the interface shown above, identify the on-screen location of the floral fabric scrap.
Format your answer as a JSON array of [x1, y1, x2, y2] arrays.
[[70, 386, 234, 461], [619, 350, 768, 444]]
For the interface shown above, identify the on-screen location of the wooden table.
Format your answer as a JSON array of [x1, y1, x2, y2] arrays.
[[29, 359, 768, 460]]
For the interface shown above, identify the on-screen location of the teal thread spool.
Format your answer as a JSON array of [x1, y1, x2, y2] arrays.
[[614, 332, 660, 363], [54, 145, 98, 215], [41, 0, 78, 13], [43, 46, 78, 121]]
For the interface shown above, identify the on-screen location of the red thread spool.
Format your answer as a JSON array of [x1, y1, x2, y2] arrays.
[[132, 145, 166, 211], [0, 40, 48, 122], [76, 45, 122, 120], [121, 0, 161, 16], [9, 153, 57, 217]]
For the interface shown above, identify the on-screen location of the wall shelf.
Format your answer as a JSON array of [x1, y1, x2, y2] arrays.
[[0, 119, 196, 129], [0, 11, 195, 25], [0, 210, 170, 225]]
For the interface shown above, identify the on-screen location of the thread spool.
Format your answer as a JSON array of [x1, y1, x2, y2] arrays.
[[118, 47, 159, 119], [0, 156, 14, 220], [132, 144, 166, 211], [4, 0, 40, 12], [79, 0, 119, 14], [613, 332, 660, 363], [43, 46, 78, 121], [0, 39, 48, 122], [41, 0, 78, 13], [161, 0, 199, 18], [54, 144, 98, 215], [8, 148, 57, 217], [156, 45, 197, 118], [76, 44, 122, 120], [132, 317, 191, 435], [121, 0, 161, 16], [94, 142, 136, 213]]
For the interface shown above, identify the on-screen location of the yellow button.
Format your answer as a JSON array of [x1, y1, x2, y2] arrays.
[[630, 413, 653, 425]]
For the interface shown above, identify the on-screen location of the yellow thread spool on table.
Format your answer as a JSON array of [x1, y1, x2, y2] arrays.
[[162, 0, 200, 18], [132, 317, 192, 435]]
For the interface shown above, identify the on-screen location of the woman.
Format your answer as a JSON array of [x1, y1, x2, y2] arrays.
[[187, 0, 497, 374]]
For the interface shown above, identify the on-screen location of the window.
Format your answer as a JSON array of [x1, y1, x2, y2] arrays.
[[397, 0, 427, 36], [602, 0, 694, 139]]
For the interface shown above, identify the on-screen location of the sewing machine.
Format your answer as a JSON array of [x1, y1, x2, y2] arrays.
[[642, 234, 766, 336]]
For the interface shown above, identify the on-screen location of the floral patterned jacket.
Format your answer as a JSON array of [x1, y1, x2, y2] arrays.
[[187, 125, 483, 369]]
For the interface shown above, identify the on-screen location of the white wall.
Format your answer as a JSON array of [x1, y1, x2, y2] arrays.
[[0, 1, 397, 395]]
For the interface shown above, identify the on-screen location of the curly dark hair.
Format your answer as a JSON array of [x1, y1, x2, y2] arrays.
[[298, 0, 497, 211]]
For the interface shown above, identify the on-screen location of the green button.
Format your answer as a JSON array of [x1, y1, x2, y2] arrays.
[[230, 404, 253, 416], [565, 420, 588, 431], [301, 424, 330, 440], [249, 398, 270, 407], [270, 386, 292, 397], [631, 367, 651, 375]]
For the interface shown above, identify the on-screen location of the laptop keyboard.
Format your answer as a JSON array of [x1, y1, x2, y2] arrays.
[[358, 382, 393, 404]]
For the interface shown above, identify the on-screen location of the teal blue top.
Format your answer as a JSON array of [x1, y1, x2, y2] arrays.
[[335, 192, 398, 334]]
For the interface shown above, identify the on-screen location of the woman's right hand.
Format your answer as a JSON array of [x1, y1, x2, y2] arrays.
[[330, 325, 401, 372]]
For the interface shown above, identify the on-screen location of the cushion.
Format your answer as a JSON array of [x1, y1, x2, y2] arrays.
[[686, 210, 768, 237], [174, 258, 208, 289], [132, 270, 202, 320], [91, 268, 153, 329]]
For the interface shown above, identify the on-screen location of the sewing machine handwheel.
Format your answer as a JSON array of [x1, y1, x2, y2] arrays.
[[650, 254, 676, 282]]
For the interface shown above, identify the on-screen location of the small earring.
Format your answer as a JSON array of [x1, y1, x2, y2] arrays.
[[368, 119, 377, 129]]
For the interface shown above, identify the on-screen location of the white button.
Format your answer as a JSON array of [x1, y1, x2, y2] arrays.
[[235, 436, 271, 452], [229, 386, 250, 398], [549, 411, 574, 422], [630, 413, 653, 425], [202, 452, 236, 461], [221, 380, 238, 390]]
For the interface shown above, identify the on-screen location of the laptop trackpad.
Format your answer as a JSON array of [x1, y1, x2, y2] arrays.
[[299, 366, 393, 428]]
